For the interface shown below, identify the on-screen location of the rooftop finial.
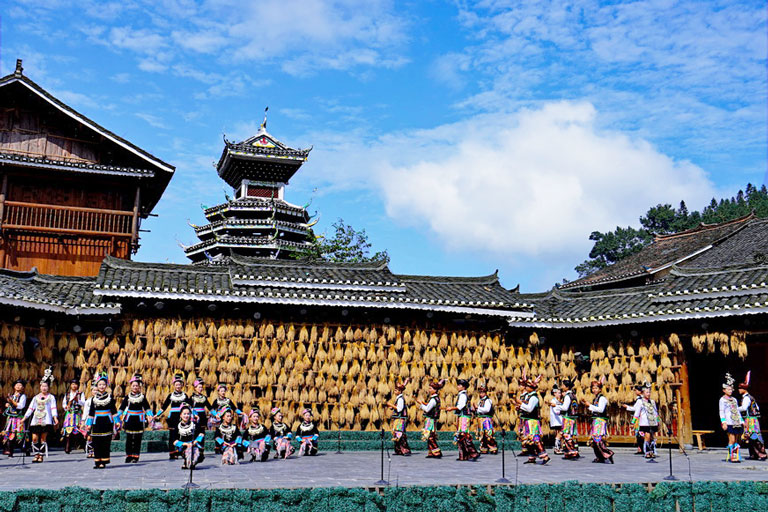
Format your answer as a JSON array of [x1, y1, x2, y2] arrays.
[[260, 106, 269, 131], [14, 59, 23, 77]]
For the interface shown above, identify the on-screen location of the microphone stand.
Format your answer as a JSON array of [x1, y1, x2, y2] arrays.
[[663, 409, 678, 481], [495, 428, 511, 484], [374, 429, 389, 486]]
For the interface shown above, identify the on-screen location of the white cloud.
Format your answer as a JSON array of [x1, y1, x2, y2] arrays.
[[135, 112, 168, 129], [309, 101, 716, 257]]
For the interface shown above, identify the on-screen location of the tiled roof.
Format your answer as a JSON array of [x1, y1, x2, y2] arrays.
[[0, 151, 156, 178], [512, 263, 768, 328], [91, 256, 532, 317], [194, 219, 309, 238], [562, 213, 756, 290], [0, 269, 117, 314], [679, 218, 768, 269], [203, 198, 309, 220], [183, 236, 313, 257]]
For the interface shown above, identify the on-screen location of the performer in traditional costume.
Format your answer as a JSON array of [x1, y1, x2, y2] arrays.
[[270, 408, 294, 459], [633, 382, 660, 459], [86, 370, 119, 469], [157, 371, 187, 459], [549, 385, 564, 455], [215, 408, 242, 465], [738, 371, 767, 461], [515, 374, 549, 465], [2, 379, 27, 457], [582, 377, 614, 464], [295, 408, 320, 456], [174, 404, 203, 470], [212, 384, 243, 427], [623, 385, 645, 455], [24, 367, 58, 463], [80, 382, 98, 458], [446, 379, 479, 461], [557, 379, 580, 459], [475, 384, 497, 454], [387, 378, 411, 456], [118, 374, 153, 463], [60, 379, 85, 454], [243, 409, 271, 462], [418, 379, 444, 459], [718, 373, 743, 463], [189, 379, 212, 462]]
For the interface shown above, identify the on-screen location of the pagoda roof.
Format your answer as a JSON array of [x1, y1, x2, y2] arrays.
[[194, 218, 309, 238], [203, 198, 309, 220], [88, 256, 532, 318], [217, 126, 311, 187], [183, 236, 312, 258], [561, 213, 757, 291], [0, 62, 174, 213]]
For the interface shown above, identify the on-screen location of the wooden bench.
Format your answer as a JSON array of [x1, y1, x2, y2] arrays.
[[692, 430, 715, 451]]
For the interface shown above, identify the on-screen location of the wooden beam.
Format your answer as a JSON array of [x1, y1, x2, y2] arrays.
[[677, 353, 693, 445], [3, 200, 133, 216], [0, 173, 7, 268], [131, 185, 140, 253], [0, 224, 133, 237]]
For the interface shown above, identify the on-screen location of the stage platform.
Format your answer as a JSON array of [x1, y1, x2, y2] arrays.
[[0, 448, 766, 491]]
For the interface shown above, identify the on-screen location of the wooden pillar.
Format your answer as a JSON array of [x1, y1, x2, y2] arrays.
[[130, 185, 140, 254], [677, 351, 693, 445], [0, 173, 8, 268]]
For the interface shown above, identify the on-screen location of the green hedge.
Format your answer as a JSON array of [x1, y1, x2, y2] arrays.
[[108, 431, 520, 453], [0, 482, 766, 512]]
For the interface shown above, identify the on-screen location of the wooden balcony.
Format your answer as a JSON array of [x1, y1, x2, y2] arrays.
[[1, 200, 135, 238]]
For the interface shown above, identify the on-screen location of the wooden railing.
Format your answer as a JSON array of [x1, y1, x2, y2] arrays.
[[1, 200, 134, 237]]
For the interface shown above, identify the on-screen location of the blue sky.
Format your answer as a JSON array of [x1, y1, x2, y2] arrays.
[[2, 0, 766, 291]]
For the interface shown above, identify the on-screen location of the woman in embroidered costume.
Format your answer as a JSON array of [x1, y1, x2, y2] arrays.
[[24, 367, 58, 463], [386, 378, 411, 456], [582, 377, 614, 464], [189, 379, 212, 462], [549, 385, 564, 455], [60, 379, 85, 454], [212, 384, 243, 428], [737, 371, 766, 460], [243, 409, 271, 462], [475, 384, 497, 454], [556, 379, 580, 459], [157, 371, 188, 459], [623, 385, 645, 455], [270, 407, 294, 459], [80, 382, 98, 458], [2, 379, 27, 457], [86, 370, 119, 469], [174, 404, 203, 470], [118, 374, 153, 463], [418, 379, 444, 459], [446, 378, 479, 461], [215, 408, 242, 465], [295, 409, 320, 456], [719, 373, 744, 463], [633, 382, 660, 459], [515, 373, 550, 465]]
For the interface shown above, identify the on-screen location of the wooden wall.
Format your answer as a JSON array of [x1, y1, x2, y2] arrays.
[[0, 233, 130, 276]]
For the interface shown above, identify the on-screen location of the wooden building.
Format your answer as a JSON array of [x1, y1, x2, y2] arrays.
[[0, 60, 174, 276], [0, 68, 765, 443]]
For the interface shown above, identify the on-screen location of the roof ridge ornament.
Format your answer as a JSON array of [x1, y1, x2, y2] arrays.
[[14, 59, 23, 77], [260, 106, 268, 132]]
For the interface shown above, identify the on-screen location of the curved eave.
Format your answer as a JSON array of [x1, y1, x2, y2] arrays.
[[509, 302, 768, 329], [194, 220, 309, 237], [204, 201, 308, 219], [93, 287, 530, 318], [184, 237, 312, 257]]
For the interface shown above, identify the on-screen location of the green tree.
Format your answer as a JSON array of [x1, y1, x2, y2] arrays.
[[296, 218, 390, 264], [575, 183, 768, 278]]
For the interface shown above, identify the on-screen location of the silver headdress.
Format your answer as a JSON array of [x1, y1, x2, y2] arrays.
[[723, 372, 735, 389]]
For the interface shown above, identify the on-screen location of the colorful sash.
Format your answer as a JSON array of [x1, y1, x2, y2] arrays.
[[62, 412, 82, 434], [2, 417, 25, 439], [743, 417, 764, 442], [457, 416, 471, 433], [422, 418, 436, 440], [519, 419, 542, 442], [590, 417, 608, 441], [561, 416, 577, 438], [392, 418, 406, 440]]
